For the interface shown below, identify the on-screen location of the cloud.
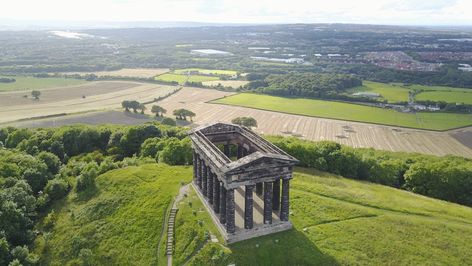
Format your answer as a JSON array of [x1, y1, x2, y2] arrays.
[[0, 0, 471, 25]]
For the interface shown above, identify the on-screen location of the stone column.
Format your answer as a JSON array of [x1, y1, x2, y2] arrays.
[[220, 184, 227, 224], [197, 158, 202, 189], [192, 151, 197, 182], [223, 144, 230, 157], [208, 170, 214, 204], [272, 178, 280, 211], [256, 182, 263, 196], [237, 145, 243, 159], [213, 176, 220, 213], [263, 181, 273, 224], [202, 163, 207, 197], [226, 188, 235, 233], [244, 185, 254, 229], [280, 178, 290, 221]]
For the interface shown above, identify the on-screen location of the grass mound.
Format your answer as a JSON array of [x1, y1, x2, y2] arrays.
[[34, 164, 472, 265], [34, 164, 191, 265], [177, 168, 472, 265]]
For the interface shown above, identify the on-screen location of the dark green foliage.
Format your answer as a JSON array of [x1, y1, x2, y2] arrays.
[[44, 179, 69, 200], [161, 117, 176, 126], [157, 138, 192, 165], [10, 245, 39, 265], [37, 152, 61, 175], [248, 73, 362, 98], [231, 116, 258, 127], [76, 163, 99, 192], [118, 125, 162, 157], [5, 129, 32, 148], [0, 237, 9, 266]]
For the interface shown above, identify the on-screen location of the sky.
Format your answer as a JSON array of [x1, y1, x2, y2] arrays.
[[1, 0, 471, 26]]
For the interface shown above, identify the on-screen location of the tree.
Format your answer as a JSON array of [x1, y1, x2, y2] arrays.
[[173, 109, 195, 120], [151, 105, 166, 117], [129, 100, 140, 113], [31, 90, 41, 100], [121, 101, 131, 112], [45, 178, 69, 200], [232, 117, 258, 128], [138, 103, 146, 114]]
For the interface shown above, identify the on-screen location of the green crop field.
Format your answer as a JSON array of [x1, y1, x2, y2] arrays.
[[352, 81, 411, 103], [213, 93, 472, 130], [0, 76, 87, 92], [173, 68, 237, 76], [37, 164, 472, 265], [155, 73, 220, 85], [33, 164, 192, 266]]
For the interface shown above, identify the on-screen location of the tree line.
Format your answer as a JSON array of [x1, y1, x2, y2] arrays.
[[245, 73, 363, 99], [267, 136, 472, 207]]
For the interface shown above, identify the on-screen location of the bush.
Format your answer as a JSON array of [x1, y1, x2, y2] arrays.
[[157, 138, 192, 165], [76, 163, 98, 192], [161, 117, 177, 126], [44, 179, 69, 200], [37, 152, 61, 175]]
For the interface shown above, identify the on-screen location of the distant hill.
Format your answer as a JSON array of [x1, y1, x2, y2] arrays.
[[34, 164, 472, 265]]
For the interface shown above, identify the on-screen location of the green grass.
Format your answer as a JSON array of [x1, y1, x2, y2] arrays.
[[179, 167, 472, 265], [34, 164, 472, 265], [0, 76, 86, 92], [352, 81, 411, 103], [416, 90, 472, 104], [213, 93, 472, 130], [155, 73, 219, 85], [33, 164, 192, 266], [173, 68, 237, 76]]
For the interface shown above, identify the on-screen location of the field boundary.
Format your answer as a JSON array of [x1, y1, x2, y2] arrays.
[[207, 96, 472, 132]]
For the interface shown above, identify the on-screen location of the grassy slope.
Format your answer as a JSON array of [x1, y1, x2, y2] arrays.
[[184, 168, 472, 265], [34, 164, 472, 265], [34, 164, 192, 266], [173, 68, 237, 75], [155, 73, 219, 85], [213, 93, 472, 130], [353, 81, 411, 103], [0, 76, 86, 92]]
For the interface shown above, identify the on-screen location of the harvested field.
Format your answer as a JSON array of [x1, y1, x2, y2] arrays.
[[65, 68, 170, 78], [202, 80, 249, 88], [0, 76, 86, 92], [0, 81, 177, 124], [3, 111, 154, 128], [154, 87, 472, 157], [449, 127, 472, 150], [0, 81, 137, 107]]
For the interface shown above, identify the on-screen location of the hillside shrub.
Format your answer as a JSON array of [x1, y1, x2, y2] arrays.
[[44, 179, 69, 201]]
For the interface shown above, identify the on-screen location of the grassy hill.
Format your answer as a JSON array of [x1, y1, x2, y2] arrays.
[[34, 164, 472, 265]]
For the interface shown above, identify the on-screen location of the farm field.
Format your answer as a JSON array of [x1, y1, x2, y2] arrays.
[[213, 93, 472, 130], [0, 76, 86, 92], [155, 73, 219, 84], [352, 81, 410, 103], [416, 90, 472, 104], [202, 80, 248, 88], [154, 87, 472, 157], [0, 81, 177, 124], [64, 68, 170, 78], [173, 68, 237, 75], [35, 164, 472, 265]]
